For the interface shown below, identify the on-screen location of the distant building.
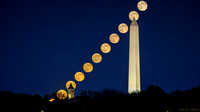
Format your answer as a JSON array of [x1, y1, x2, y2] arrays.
[[68, 83, 74, 99]]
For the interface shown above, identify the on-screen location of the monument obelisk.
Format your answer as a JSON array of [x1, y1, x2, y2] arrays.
[[128, 17, 140, 93]]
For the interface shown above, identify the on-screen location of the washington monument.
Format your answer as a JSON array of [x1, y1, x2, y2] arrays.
[[128, 17, 141, 93]]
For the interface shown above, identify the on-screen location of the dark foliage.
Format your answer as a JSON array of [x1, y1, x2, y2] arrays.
[[1, 85, 200, 112]]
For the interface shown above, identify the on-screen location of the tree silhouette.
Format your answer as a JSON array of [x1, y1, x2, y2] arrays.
[[1, 85, 200, 112]]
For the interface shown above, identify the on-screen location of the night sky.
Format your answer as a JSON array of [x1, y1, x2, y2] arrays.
[[1, 0, 200, 96]]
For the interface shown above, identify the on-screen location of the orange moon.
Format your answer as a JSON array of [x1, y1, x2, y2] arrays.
[[101, 43, 111, 53], [118, 23, 128, 34], [92, 53, 102, 63], [57, 89, 67, 100], [83, 63, 93, 73], [74, 72, 85, 82], [66, 81, 76, 89], [129, 11, 139, 21], [137, 1, 148, 11], [49, 98, 55, 102], [109, 33, 120, 44]]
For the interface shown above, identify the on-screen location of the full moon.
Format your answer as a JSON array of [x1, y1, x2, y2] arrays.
[[49, 98, 55, 102], [74, 72, 85, 82], [118, 23, 128, 33], [129, 11, 139, 21], [57, 89, 67, 100], [109, 33, 120, 44], [66, 81, 76, 89], [83, 63, 93, 73], [101, 43, 111, 53], [137, 1, 148, 11], [92, 53, 102, 63]]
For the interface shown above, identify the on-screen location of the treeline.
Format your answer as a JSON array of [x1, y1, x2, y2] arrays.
[[1, 85, 200, 112]]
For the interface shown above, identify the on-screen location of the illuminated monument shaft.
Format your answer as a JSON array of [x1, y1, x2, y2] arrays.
[[128, 17, 140, 93]]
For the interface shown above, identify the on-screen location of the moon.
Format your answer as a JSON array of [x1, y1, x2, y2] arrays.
[[129, 11, 139, 21], [101, 43, 111, 53], [57, 89, 67, 100], [74, 72, 85, 82], [137, 1, 148, 11], [118, 23, 128, 34], [83, 63, 93, 73], [49, 98, 55, 102], [109, 33, 120, 44], [92, 53, 102, 63], [66, 81, 76, 89]]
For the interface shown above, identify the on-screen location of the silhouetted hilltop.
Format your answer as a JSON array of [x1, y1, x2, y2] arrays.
[[0, 91, 45, 112], [1, 85, 200, 112]]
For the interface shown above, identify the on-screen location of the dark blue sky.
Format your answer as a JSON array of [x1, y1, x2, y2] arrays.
[[1, 0, 200, 96]]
